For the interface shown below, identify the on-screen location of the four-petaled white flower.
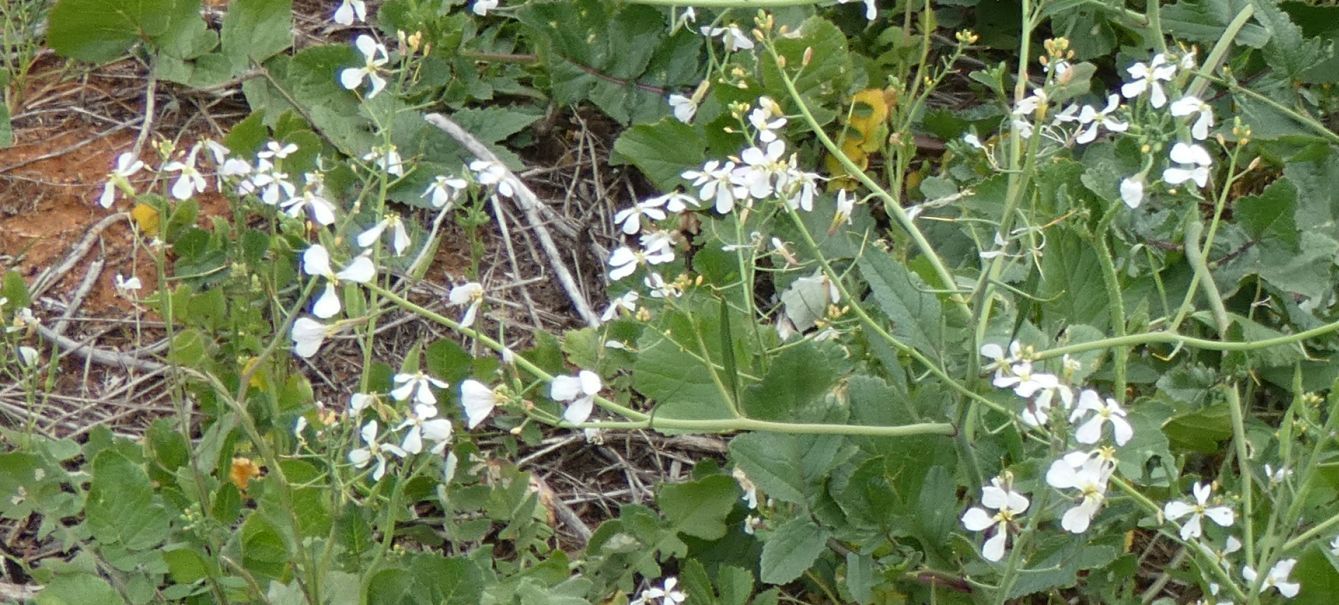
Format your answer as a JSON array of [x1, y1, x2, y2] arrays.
[[340, 35, 389, 98], [1162, 142, 1213, 189], [736, 139, 787, 199], [349, 392, 375, 415], [1242, 559, 1300, 598], [961, 473, 1031, 562], [1070, 389, 1134, 446], [748, 97, 788, 143], [258, 140, 298, 161], [631, 576, 686, 605], [291, 317, 331, 358], [1121, 53, 1177, 108], [1046, 449, 1116, 533], [614, 192, 694, 235], [459, 379, 498, 429], [1073, 94, 1128, 144], [423, 174, 468, 209], [601, 291, 639, 323], [396, 403, 453, 455], [303, 244, 375, 318], [979, 341, 1023, 382], [448, 282, 485, 327], [1164, 481, 1235, 541], [391, 371, 448, 406], [1170, 95, 1215, 140], [99, 152, 145, 208], [551, 370, 602, 425], [348, 420, 406, 481], [831, 189, 855, 228], [333, 0, 366, 25], [668, 94, 697, 123], [282, 175, 338, 226], [608, 242, 674, 281], [469, 160, 515, 198], [994, 361, 1059, 399], [357, 213, 411, 256], [163, 143, 208, 200], [683, 160, 745, 214], [1022, 383, 1074, 428], [204, 140, 253, 189]]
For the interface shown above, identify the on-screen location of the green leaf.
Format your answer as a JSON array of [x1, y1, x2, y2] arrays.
[[1231, 178, 1296, 248], [1293, 542, 1339, 605], [855, 253, 944, 358], [740, 341, 838, 421], [221, 0, 293, 70], [759, 517, 830, 585], [48, 0, 202, 63], [1005, 534, 1120, 599], [35, 573, 124, 605], [0, 102, 11, 148], [657, 474, 739, 540], [633, 295, 749, 425], [611, 117, 706, 191], [730, 431, 846, 506], [1253, 0, 1328, 79], [845, 551, 876, 604], [85, 450, 171, 551], [1161, 0, 1271, 48], [760, 17, 851, 125], [1038, 229, 1109, 331]]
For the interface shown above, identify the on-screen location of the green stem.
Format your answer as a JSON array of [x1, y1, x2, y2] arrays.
[[1185, 219, 1229, 336], [1090, 222, 1128, 399], [765, 43, 971, 320], [1031, 316, 1339, 360], [368, 282, 956, 437]]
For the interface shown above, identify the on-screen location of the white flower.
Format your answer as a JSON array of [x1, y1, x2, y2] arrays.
[[1162, 142, 1213, 189], [961, 473, 1030, 562], [282, 184, 338, 226], [303, 244, 375, 319], [291, 317, 331, 358], [333, 0, 366, 25], [257, 140, 298, 161], [1121, 54, 1177, 108], [614, 198, 668, 235], [1242, 559, 1300, 598], [472, 0, 498, 16], [832, 189, 855, 227], [1170, 95, 1214, 140], [1265, 464, 1292, 485], [16, 346, 39, 367], [396, 403, 453, 455], [203, 140, 252, 185], [732, 467, 759, 509], [340, 35, 389, 98], [448, 282, 484, 327], [1164, 482, 1235, 541], [550, 370, 602, 425], [963, 133, 986, 151], [668, 94, 697, 123], [700, 24, 754, 52], [362, 144, 404, 177], [1013, 89, 1048, 117], [469, 160, 514, 198], [357, 214, 411, 256], [1074, 94, 1128, 144], [114, 273, 142, 298], [683, 160, 746, 214], [980, 342, 1023, 382], [348, 420, 406, 481], [1070, 389, 1133, 446], [837, 0, 878, 20], [601, 291, 639, 322], [1120, 175, 1145, 209], [99, 152, 144, 208], [630, 577, 686, 605], [459, 380, 497, 429], [1022, 383, 1074, 428], [608, 243, 673, 281], [735, 139, 787, 199], [1046, 449, 1116, 533], [163, 143, 208, 200], [423, 174, 468, 209], [644, 272, 682, 298], [993, 362, 1059, 399], [748, 97, 787, 143], [783, 167, 820, 212], [391, 371, 448, 406]]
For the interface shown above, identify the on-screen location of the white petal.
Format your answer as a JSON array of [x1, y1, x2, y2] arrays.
[[1061, 504, 1092, 533], [562, 396, 595, 425], [1074, 416, 1104, 444], [1120, 177, 1144, 209], [1204, 506, 1234, 528], [578, 370, 602, 395], [1111, 416, 1134, 446], [460, 380, 496, 429], [339, 68, 366, 91], [401, 426, 423, 454], [355, 35, 379, 61], [961, 507, 994, 531], [550, 375, 582, 401], [337, 256, 376, 283], [1163, 500, 1194, 521], [981, 528, 1008, 562], [357, 221, 386, 248], [303, 245, 333, 277], [313, 282, 341, 318]]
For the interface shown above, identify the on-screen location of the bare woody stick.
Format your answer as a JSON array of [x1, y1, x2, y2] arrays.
[[424, 112, 601, 327]]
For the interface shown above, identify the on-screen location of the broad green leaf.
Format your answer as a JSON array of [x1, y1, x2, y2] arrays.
[[48, 0, 202, 63], [1293, 542, 1339, 605], [1038, 229, 1109, 331], [717, 565, 755, 605], [1252, 0, 1328, 79], [856, 253, 944, 358], [730, 431, 847, 507], [85, 450, 171, 551], [759, 516, 830, 585], [760, 17, 851, 125], [35, 573, 124, 605], [1005, 534, 1120, 599], [611, 117, 706, 191], [740, 341, 838, 421], [657, 474, 739, 540], [845, 551, 876, 604], [633, 295, 750, 425], [1161, 0, 1270, 48], [222, 0, 293, 70]]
